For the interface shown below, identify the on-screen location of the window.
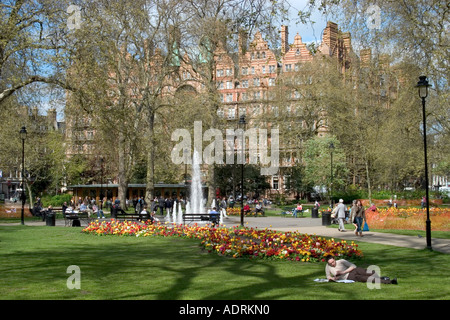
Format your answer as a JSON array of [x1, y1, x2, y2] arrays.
[[226, 93, 233, 102], [226, 68, 233, 76], [262, 51, 266, 59], [226, 81, 233, 89], [242, 67, 248, 75], [241, 80, 249, 88], [283, 175, 290, 189], [251, 67, 255, 74], [271, 105, 279, 117], [216, 69, 224, 77], [269, 78, 276, 86], [254, 91, 261, 100], [217, 108, 224, 118], [272, 176, 279, 190], [253, 78, 260, 87], [262, 66, 266, 74], [239, 107, 246, 117], [228, 107, 236, 119], [269, 65, 276, 73], [217, 81, 224, 90], [285, 64, 292, 72]]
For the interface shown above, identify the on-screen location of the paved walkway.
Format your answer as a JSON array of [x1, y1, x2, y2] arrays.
[[2, 215, 449, 254], [223, 216, 450, 254]]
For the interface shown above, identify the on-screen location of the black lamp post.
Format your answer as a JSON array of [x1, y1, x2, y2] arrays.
[[100, 156, 104, 212], [416, 75, 432, 250], [184, 148, 189, 199], [329, 142, 335, 208], [19, 126, 27, 225], [239, 115, 246, 226]]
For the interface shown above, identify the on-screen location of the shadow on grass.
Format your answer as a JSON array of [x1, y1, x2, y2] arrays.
[[0, 226, 449, 300]]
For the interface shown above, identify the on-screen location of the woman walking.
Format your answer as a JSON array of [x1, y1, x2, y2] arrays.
[[352, 200, 366, 237]]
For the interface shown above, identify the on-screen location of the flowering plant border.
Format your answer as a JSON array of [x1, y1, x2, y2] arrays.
[[82, 220, 363, 263]]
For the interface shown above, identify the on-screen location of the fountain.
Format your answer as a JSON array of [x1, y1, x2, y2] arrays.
[[189, 149, 205, 215], [172, 200, 177, 224], [177, 201, 183, 225]]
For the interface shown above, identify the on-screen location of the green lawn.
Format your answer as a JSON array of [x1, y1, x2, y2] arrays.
[[0, 225, 449, 300]]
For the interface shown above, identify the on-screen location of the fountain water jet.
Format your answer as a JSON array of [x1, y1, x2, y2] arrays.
[[189, 149, 205, 215]]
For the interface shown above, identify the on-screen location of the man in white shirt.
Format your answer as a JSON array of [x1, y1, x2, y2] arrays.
[[336, 199, 346, 231], [325, 256, 397, 284]]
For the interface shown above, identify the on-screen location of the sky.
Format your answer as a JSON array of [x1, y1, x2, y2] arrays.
[[285, 0, 331, 44]]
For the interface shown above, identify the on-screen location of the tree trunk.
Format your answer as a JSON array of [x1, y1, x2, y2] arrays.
[[145, 111, 155, 204], [364, 154, 372, 204], [117, 131, 128, 208]]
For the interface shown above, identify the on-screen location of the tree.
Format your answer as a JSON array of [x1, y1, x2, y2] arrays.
[[303, 135, 347, 203], [0, 0, 74, 105]]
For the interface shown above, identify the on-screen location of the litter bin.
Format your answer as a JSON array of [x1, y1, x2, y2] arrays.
[[312, 207, 319, 218], [321, 212, 331, 226], [45, 212, 56, 226]]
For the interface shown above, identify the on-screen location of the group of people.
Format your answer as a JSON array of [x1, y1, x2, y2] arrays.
[[331, 199, 369, 236]]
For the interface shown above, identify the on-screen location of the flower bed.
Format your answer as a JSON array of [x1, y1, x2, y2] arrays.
[[366, 207, 450, 231], [82, 220, 363, 263], [226, 207, 265, 217]]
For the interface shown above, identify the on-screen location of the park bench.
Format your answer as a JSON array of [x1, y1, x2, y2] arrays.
[[182, 213, 219, 225], [113, 211, 150, 221], [63, 210, 92, 227]]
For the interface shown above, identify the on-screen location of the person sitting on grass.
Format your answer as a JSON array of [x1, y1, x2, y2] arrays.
[[325, 256, 397, 284]]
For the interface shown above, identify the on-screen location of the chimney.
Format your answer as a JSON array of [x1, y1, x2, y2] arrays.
[[280, 25, 289, 55], [342, 32, 351, 51], [48, 108, 57, 130], [322, 22, 338, 56], [360, 48, 371, 67], [32, 107, 38, 120]]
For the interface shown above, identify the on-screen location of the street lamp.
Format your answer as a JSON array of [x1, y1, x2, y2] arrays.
[[239, 115, 246, 226], [184, 148, 189, 199], [100, 156, 104, 212], [416, 75, 432, 250], [329, 142, 335, 208], [19, 126, 27, 225]]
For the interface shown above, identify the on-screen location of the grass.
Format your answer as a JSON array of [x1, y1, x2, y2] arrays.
[[0, 224, 449, 300]]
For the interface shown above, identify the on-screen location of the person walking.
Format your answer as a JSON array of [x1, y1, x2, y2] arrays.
[[353, 200, 366, 237], [350, 200, 358, 232], [336, 199, 346, 232]]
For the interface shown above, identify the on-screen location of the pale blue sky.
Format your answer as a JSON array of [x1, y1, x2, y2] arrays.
[[285, 0, 331, 44]]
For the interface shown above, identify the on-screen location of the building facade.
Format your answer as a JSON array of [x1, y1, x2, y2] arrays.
[[64, 22, 356, 200]]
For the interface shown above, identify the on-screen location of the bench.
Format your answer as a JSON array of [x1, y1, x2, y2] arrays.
[[64, 211, 92, 227], [113, 211, 150, 221], [182, 213, 219, 225]]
